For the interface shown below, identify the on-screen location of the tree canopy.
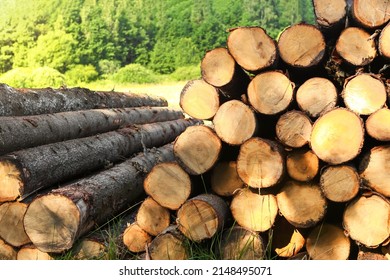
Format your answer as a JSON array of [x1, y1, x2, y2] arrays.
[[0, 0, 315, 76]]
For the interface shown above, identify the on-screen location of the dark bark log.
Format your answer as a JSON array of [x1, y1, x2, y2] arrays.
[[0, 107, 184, 155], [0, 84, 167, 116], [0, 118, 200, 202], [23, 143, 176, 253]]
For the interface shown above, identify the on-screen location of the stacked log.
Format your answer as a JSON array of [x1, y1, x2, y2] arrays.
[[147, 0, 389, 260], [0, 85, 201, 258]]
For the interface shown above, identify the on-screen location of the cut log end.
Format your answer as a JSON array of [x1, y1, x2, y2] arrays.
[[335, 27, 377, 66], [213, 100, 257, 145], [72, 239, 106, 260], [237, 138, 285, 188], [352, 0, 390, 29], [320, 165, 360, 202], [230, 188, 278, 232], [17, 245, 54, 260], [247, 71, 294, 115], [379, 22, 390, 60], [144, 162, 191, 210], [310, 108, 364, 164], [342, 73, 387, 115], [123, 222, 152, 253], [211, 161, 245, 197], [313, 0, 347, 29], [0, 238, 17, 260], [201, 48, 236, 88], [136, 197, 171, 236], [23, 194, 81, 253], [276, 180, 327, 228], [227, 26, 277, 72], [366, 108, 390, 141], [148, 226, 188, 260], [276, 110, 312, 148], [0, 160, 23, 202], [179, 79, 220, 120], [343, 195, 390, 248], [306, 223, 350, 260], [278, 23, 326, 68], [286, 149, 319, 182], [0, 202, 30, 247]]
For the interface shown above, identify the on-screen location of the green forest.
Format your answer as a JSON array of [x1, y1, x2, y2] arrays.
[[0, 0, 315, 87]]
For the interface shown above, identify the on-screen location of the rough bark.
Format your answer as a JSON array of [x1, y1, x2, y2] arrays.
[[342, 73, 387, 115], [147, 225, 189, 260], [335, 27, 377, 67], [213, 100, 258, 145], [0, 84, 167, 117], [286, 148, 319, 182], [351, 0, 390, 29], [0, 202, 31, 247], [0, 107, 184, 156], [277, 23, 326, 68], [23, 143, 176, 253], [343, 194, 390, 248], [320, 164, 360, 202], [210, 161, 245, 197], [310, 108, 364, 164], [230, 188, 278, 232], [201, 47, 250, 99], [173, 125, 222, 175], [0, 118, 199, 202], [247, 71, 294, 115], [227, 26, 278, 73], [275, 110, 312, 148], [366, 108, 390, 141], [296, 77, 338, 118], [359, 145, 390, 197], [276, 180, 327, 228], [144, 162, 192, 210], [179, 79, 221, 120], [219, 225, 265, 260], [306, 223, 351, 260], [237, 137, 285, 189], [176, 193, 230, 242], [136, 196, 170, 236]]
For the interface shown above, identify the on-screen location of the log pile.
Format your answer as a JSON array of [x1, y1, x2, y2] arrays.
[[0, 85, 201, 259], [121, 0, 390, 260]]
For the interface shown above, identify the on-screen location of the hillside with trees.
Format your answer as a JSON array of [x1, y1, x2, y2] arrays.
[[0, 0, 315, 87]]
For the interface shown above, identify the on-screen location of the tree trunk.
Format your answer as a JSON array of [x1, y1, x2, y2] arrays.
[[176, 193, 230, 242], [147, 225, 188, 260], [277, 23, 326, 68], [335, 27, 377, 67], [179, 79, 221, 120], [0, 202, 31, 247], [310, 108, 364, 164], [342, 73, 387, 115], [219, 225, 265, 260], [230, 188, 278, 232], [0, 118, 199, 203], [286, 148, 319, 182], [275, 110, 312, 148], [343, 194, 390, 248], [247, 71, 294, 115], [271, 216, 306, 258], [351, 0, 390, 29], [306, 223, 351, 260], [17, 244, 53, 260], [201, 47, 250, 99], [210, 161, 245, 197], [296, 77, 338, 118], [173, 125, 222, 175], [0, 84, 167, 117], [213, 100, 258, 145], [276, 180, 327, 228], [122, 222, 152, 253], [237, 137, 285, 189], [320, 164, 360, 202], [379, 22, 390, 60], [0, 107, 183, 156], [144, 162, 192, 210], [227, 26, 278, 73], [366, 108, 390, 141], [0, 238, 17, 260], [136, 196, 171, 236], [23, 143, 176, 253], [359, 145, 390, 197], [312, 0, 348, 37]]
